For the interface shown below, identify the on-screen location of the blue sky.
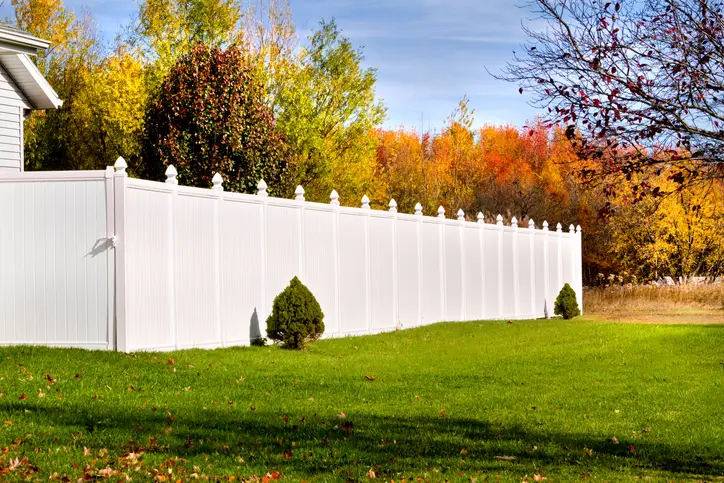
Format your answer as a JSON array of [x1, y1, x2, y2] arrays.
[[1, 0, 542, 132]]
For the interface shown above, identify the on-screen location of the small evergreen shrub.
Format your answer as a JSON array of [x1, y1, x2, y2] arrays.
[[266, 277, 325, 349], [554, 283, 581, 319]]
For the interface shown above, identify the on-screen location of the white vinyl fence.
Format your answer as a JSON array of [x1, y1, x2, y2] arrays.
[[0, 158, 583, 352]]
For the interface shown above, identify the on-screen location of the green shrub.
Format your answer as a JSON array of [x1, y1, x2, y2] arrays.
[[266, 277, 325, 349], [554, 283, 581, 319]]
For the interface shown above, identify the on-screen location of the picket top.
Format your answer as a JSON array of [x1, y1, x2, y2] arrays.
[[496, 214, 504, 226], [415, 203, 423, 216], [257, 179, 268, 197], [165, 165, 178, 185], [114, 157, 128, 176], [330, 190, 340, 206], [438, 206, 446, 219], [389, 199, 398, 213], [457, 209, 465, 221], [295, 185, 305, 202], [477, 212, 485, 224], [361, 195, 371, 210]]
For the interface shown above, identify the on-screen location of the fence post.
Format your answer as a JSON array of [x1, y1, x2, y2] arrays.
[[477, 212, 486, 319], [556, 223, 563, 300], [104, 167, 116, 350], [295, 185, 305, 283], [576, 224, 583, 314], [415, 203, 423, 326], [362, 195, 372, 333], [165, 165, 179, 349], [496, 214, 504, 319], [457, 209, 466, 321], [330, 190, 341, 336], [113, 157, 128, 352], [542, 221, 550, 318], [511, 216, 520, 319], [212, 173, 224, 347], [437, 206, 446, 322], [257, 180, 269, 338], [389, 199, 399, 329], [529, 219, 536, 319]]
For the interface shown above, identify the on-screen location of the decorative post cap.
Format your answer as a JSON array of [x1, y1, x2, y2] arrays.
[[257, 179, 268, 197], [556, 222, 563, 232], [457, 209, 465, 221], [330, 189, 340, 206], [576, 224, 582, 234], [212, 172, 224, 192], [511, 216, 518, 228], [438, 206, 446, 219], [388, 198, 398, 213], [477, 212, 485, 224], [114, 157, 128, 175], [543, 220, 549, 230], [295, 185, 305, 201], [361, 194, 371, 210], [569, 224, 576, 233], [165, 165, 178, 185], [414, 203, 423, 216], [529, 219, 535, 229], [496, 214, 504, 226]]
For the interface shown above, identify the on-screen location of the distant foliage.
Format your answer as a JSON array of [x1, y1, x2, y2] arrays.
[[554, 284, 581, 320], [266, 277, 325, 350], [142, 43, 291, 194]]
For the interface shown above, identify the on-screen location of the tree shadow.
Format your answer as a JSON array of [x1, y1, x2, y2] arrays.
[[6, 400, 722, 480]]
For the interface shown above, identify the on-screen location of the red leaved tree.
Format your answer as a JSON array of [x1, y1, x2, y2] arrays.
[[498, 0, 724, 195], [141, 43, 291, 194]]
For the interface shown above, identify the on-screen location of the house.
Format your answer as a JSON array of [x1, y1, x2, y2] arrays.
[[0, 23, 62, 172]]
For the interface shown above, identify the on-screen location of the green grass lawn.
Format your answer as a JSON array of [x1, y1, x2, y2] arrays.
[[0, 319, 722, 482]]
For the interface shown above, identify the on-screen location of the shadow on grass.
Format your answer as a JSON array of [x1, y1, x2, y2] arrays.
[[6, 400, 722, 480]]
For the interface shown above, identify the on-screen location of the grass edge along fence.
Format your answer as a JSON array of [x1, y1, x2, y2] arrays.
[[0, 157, 583, 352]]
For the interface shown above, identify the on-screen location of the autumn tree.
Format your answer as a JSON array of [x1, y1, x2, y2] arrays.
[[13, 0, 102, 171], [141, 43, 290, 194], [273, 19, 386, 203], [499, 0, 724, 191], [131, 0, 242, 88]]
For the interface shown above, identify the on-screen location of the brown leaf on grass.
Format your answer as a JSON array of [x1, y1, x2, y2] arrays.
[[282, 450, 293, 459], [494, 456, 517, 461], [342, 421, 354, 432], [167, 357, 175, 366], [367, 469, 376, 478], [337, 412, 347, 419], [533, 475, 547, 482], [627, 444, 635, 453], [364, 375, 376, 381], [608, 436, 619, 444], [46, 374, 56, 384], [439, 409, 447, 418], [83, 447, 91, 457], [18, 393, 26, 400], [460, 448, 468, 456]]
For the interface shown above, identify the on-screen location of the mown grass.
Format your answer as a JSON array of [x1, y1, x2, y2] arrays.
[[0, 319, 722, 482]]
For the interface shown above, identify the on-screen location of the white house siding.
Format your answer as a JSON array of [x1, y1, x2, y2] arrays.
[[0, 65, 29, 172]]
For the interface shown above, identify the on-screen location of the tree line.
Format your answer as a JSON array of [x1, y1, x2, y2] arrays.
[[9, 0, 723, 283]]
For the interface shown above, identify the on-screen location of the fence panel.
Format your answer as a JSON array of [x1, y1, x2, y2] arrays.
[[369, 214, 395, 332], [463, 224, 484, 320], [338, 210, 369, 334], [0, 171, 113, 349], [303, 205, 338, 336], [220, 196, 264, 345], [444, 222, 464, 321], [396, 216, 420, 328], [421, 220, 443, 325]]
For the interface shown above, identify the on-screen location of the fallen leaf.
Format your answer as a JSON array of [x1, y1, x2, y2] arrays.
[[439, 409, 447, 418], [368, 469, 376, 478], [168, 358, 175, 366], [337, 412, 347, 419], [609, 436, 619, 444], [494, 456, 517, 461], [627, 444, 635, 453], [460, 448, 468, 456], [364, 375, 376, 381], [46, 374, 56, 384], [18, 393, 26, 400], [533, 475, 547, 482], [83, 447, 90, 457], [282, 450, 293, 459]]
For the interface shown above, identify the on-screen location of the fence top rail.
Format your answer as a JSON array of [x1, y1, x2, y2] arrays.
[[0, 169, 111, 182]]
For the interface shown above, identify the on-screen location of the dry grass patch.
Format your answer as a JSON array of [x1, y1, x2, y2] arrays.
[[583, 283, 724, 324]]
